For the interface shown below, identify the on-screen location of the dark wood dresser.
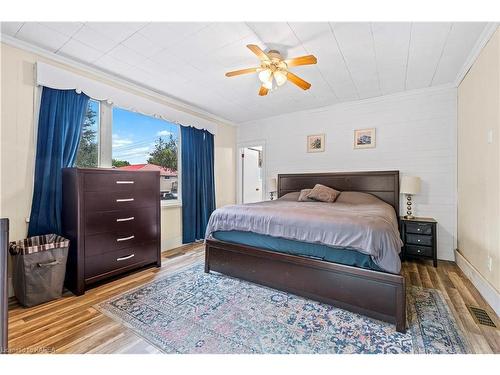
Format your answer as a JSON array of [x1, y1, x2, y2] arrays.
[[400, 217, 437, 267], [62, 168, 161, 295]]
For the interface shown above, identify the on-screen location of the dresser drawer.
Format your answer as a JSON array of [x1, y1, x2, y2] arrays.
[[84, 241, 158, 280], [85, 206, 157, 236], [405, 245, 433, 258], [84, 172, 158, 192], [405, 222, 433, 235], [406, 233, 432, 246], [85, 222, 158, 257], [85, 189, 158, 212]]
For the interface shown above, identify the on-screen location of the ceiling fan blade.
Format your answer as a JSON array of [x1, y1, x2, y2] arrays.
[[287, 72, 311, 90], [258, 86, 269, 96], [247, 44, 270, 61], [285, 55, 317, 67], [225, 67, 260, 77]]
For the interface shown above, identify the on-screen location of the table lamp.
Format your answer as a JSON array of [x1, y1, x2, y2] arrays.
[[400, 176, 421, 219]]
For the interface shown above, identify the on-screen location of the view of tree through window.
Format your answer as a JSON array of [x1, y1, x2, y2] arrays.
[[112, 107, 179, 201], [75, 100, 100, 168]]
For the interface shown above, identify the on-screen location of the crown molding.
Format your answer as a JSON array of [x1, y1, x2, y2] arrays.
[[0, 34, 236, 128], [454, 23, 499, 87]]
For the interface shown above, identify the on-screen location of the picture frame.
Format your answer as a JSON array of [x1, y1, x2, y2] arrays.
[[353, 128, 376, 149], [307, 134, 325, 153]]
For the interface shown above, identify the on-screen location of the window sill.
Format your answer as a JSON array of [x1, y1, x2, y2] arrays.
[[161, 201, 182, 209]]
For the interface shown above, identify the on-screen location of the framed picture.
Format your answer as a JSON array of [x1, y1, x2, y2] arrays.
[[353, 128, 376, 149], [307, 134, 325, 153]]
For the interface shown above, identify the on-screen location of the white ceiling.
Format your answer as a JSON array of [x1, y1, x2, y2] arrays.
[[0, 22, 490, 123]]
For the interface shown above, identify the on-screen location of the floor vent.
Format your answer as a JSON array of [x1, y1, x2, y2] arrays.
[[467, 306, 497, 328]]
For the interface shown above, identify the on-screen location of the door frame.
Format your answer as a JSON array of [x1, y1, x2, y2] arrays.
[[236, 140, 267, 204]]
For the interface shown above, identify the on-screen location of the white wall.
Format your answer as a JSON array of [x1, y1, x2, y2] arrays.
[[238, 86, 458, 261]]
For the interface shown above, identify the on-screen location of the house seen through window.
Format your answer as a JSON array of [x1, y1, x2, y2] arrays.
[[112, 107, 179, 201]]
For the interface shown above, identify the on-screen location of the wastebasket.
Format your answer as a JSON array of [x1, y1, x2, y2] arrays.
[[9, 234, 69, 307]]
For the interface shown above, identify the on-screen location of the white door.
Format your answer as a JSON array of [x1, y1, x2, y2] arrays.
[[242, 146, 263, 203]]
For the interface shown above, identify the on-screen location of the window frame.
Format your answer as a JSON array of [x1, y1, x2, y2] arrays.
[[105, 105, 182, 208]]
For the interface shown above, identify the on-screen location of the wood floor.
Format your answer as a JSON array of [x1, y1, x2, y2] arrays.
[[7, 244, 500, 354]]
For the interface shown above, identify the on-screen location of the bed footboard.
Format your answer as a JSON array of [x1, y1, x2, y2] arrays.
[[205, 238, 406, 333]]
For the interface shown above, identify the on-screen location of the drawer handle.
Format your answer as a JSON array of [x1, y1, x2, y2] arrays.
[[116, 181, 134, 184], [116, 198, 134, 202], [417, 249, 421, 253], [417, 228, 421, 232], [116, 216, 135, 222], [417, 239, 421, 242], [116, 254, 135, 261], [117, 235, 135, 242]]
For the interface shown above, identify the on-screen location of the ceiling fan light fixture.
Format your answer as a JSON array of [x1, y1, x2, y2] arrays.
[[262, 78, 274, 90], [225, 45, 316, 96], [258, 69, 272, 84], [274, 71, 288, 86]]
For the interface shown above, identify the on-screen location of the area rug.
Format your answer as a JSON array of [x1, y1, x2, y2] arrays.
[[97, 263, 470, 354]]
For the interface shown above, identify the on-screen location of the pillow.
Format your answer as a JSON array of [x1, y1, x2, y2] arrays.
[[306, 184, 340, 203], [279, 191, 300, 201], [335, 191, 380, 204], [298, 189, 315, 202]]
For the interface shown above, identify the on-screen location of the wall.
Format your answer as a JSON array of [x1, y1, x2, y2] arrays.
[[457, 27, 500, 294], [238, 86, 458, 260], [0, 43, 236, 252]]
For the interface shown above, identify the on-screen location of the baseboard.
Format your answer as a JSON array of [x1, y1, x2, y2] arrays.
[[162, 236, 183, 252], [455, 249, 500, 317]]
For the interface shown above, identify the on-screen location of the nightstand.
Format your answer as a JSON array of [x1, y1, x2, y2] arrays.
[[400, 217, 437, 267]]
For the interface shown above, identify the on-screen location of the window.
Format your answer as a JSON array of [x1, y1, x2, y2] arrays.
[[112, 107, 180, 202], [75, 99, 100, 167]]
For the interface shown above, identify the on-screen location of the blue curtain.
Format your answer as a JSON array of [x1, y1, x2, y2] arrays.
[[28, 87, 89, 237], [181, 126, 216, 243]]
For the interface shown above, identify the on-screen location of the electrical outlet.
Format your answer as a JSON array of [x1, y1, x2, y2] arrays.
[[488, 256, 493, 272]]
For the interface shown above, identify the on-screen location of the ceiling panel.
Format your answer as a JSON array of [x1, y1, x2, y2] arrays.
[[42, 22, 84, 37], [106, 44, 147, 67], [15, 23, 70, 52], [57, 39, 104, 64], [288, 22, 358, 101], [330, 23, 381, 99], [72, 24, 119, 53], [0, 21, 489, 123], [371, 23, 411, 95], [121, 31, 165, 58], [85, 22, 146, 43], [247, 22, 306, 58], [1, 22, 24, 35], [137, 22, 209, 50], [405, 23, 452, 90]]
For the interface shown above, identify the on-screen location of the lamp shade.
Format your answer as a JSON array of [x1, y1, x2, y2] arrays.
[[268, 177, 277, 192], [400, 176, 421, 195]]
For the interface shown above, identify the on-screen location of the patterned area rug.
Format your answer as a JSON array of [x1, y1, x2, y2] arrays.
[[97, 263, 470, 354]]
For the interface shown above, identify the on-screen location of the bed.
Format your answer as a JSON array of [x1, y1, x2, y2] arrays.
[[204, 171, 406, 332]]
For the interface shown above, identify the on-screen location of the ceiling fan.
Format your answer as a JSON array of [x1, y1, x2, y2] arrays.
[[225, 44, 317, 96]]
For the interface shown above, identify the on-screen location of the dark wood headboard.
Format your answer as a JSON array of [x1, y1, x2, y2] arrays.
[[278, 171, 400, 216]]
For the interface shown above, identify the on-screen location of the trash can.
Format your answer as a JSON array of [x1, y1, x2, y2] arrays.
[[9, 234, 69, 307]]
